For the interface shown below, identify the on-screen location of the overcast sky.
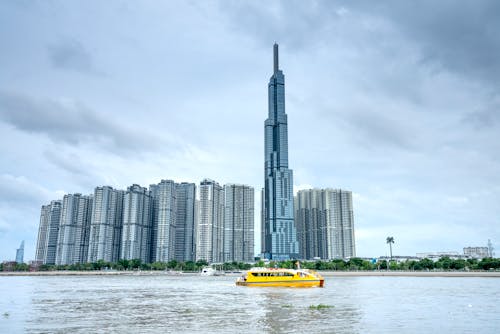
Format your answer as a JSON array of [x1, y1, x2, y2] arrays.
[[1, 0, 499, 262]]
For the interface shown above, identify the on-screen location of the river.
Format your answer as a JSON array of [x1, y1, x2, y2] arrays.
[[1, 274, 499, 333]]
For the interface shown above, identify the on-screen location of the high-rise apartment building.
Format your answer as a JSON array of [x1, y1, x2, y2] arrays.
[[224, 184, 254, 262], [35, 204, 51, 263], [45, 200, 62, 265], [295, 189, 355, 259], [196, 179, 224, 263], [121, 184, 152, 263], [175, 182, 197, 262], [150, 180, 176, 262], [263, 43, 299, 260], [56, 194, 93, 265], [88, 186, 124, 263], [74, 195, 93, 264]]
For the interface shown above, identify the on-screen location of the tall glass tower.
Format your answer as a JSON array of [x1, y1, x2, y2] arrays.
[[263, 44, 299, 260]]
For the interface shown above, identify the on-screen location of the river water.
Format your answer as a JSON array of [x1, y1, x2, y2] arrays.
[[0, 274, 499, 333]]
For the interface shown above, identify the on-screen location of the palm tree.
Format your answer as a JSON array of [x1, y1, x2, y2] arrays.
[[386, 236, 395, 262]]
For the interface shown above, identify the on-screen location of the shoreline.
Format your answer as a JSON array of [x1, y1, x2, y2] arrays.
[[1, 270, 499, 277]]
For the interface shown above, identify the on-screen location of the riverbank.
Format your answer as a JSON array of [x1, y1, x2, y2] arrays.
[[321, 271, 500, 277], [1, 270, 499, 277]]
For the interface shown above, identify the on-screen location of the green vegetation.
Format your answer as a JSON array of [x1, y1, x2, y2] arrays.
[[309, 304, 333, 310], [269, 257, 500, 272], [0, 259, 252, 272], [1, 257, 499, 272]]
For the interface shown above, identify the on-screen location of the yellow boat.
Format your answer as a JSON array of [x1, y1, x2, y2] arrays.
[[235, 268, 324, 287]]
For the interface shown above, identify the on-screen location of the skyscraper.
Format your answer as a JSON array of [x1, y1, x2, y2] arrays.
[[45, 200, 62, 265], [56, 194, 93, 265], [263, 43, 299, 260], [74, 195, 93, 264], [15, 240, 24, 263], [175, 182, 197, 262], [121, 184, 152, 263], [196, 179, 224, 263], [224, 184, 254, 262], [87, 186, 124, 263], [150, 180, 176, 262], [35, 204, 51, 263], [295, 189, 356, 260]]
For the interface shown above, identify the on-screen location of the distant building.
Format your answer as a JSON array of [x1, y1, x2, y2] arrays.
[[295, 189, 356, 260], [15, 240, 24, 263], [87, 186, 124, 263], [463, 247, 490, 259], [150, 180, 176, 262], [175, 182, 197, 262], [416, 251, 467, 261], [56, 194, 93, 265], [196, 179, 224, 263], [223, 184, 254, 263], [35, 205, 51, 263], [45, 200, 62, 265], [121, 184, 152, 263]]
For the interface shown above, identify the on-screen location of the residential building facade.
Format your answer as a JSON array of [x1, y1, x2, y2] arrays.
[[196, 179, 224, 263], [295, 189, 356, 260], [45, 200, 62, 265], [121, 184, 152, 263], [87, 186, 124, 263], [224, 184, 254, 262], [175, 182, 197, 262], [56, 194, 93, 265], [150, 180, 176, 262], [35, 204, 51, 263]]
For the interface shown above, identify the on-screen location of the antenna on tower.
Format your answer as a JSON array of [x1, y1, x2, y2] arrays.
[[273, 43, 279, 73]]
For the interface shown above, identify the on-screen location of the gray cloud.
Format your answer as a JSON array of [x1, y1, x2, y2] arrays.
[[350, 0, 500, 88], [0, 91, 170, 155], [222, 0, 500, 90], [220, 0, 342, 50], [47, 38, 95, 73], [43, 150, 91, 177], [339, 108, 416, 150], [462, 94, 500, 128], [0, 174, 55, 206]]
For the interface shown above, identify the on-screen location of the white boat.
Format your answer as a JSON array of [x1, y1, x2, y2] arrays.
[[200, 267, 216, 276]]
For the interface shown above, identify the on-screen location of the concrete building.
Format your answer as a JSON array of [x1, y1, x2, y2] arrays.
[[295, 189, 356, 260], [263, 44, 298, 260], [88, 186, 124, 263], [35, 205, 51, 263], [463, 247, 490, 259], [150, 180, 176, 262], [121, 184, 152, 263], [56, 194, 93, 265], [45, 200, 62, 265], [223, 184, 254, 262], [175, 182, 197, 262], [196, 179, 224, 263]]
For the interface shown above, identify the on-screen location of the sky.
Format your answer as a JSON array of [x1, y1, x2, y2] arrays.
[[0, 0, 499, 262]]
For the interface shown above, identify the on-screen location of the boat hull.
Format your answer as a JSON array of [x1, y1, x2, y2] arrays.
[[236, 279, 324, 288]]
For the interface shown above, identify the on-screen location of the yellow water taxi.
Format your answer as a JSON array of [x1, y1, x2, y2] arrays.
[[235, 268, 324, 287]]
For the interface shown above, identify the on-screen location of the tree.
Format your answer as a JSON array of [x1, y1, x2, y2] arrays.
[[386, 236, 395, 261]]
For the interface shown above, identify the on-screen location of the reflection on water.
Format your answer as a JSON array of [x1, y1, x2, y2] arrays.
[[0, 274, 499, 333]]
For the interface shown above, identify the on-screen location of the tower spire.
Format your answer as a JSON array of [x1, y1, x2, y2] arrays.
[[273, 43, 279, 73]]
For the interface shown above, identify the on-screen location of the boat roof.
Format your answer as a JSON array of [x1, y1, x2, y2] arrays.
[[248, 267, 303, 272]]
